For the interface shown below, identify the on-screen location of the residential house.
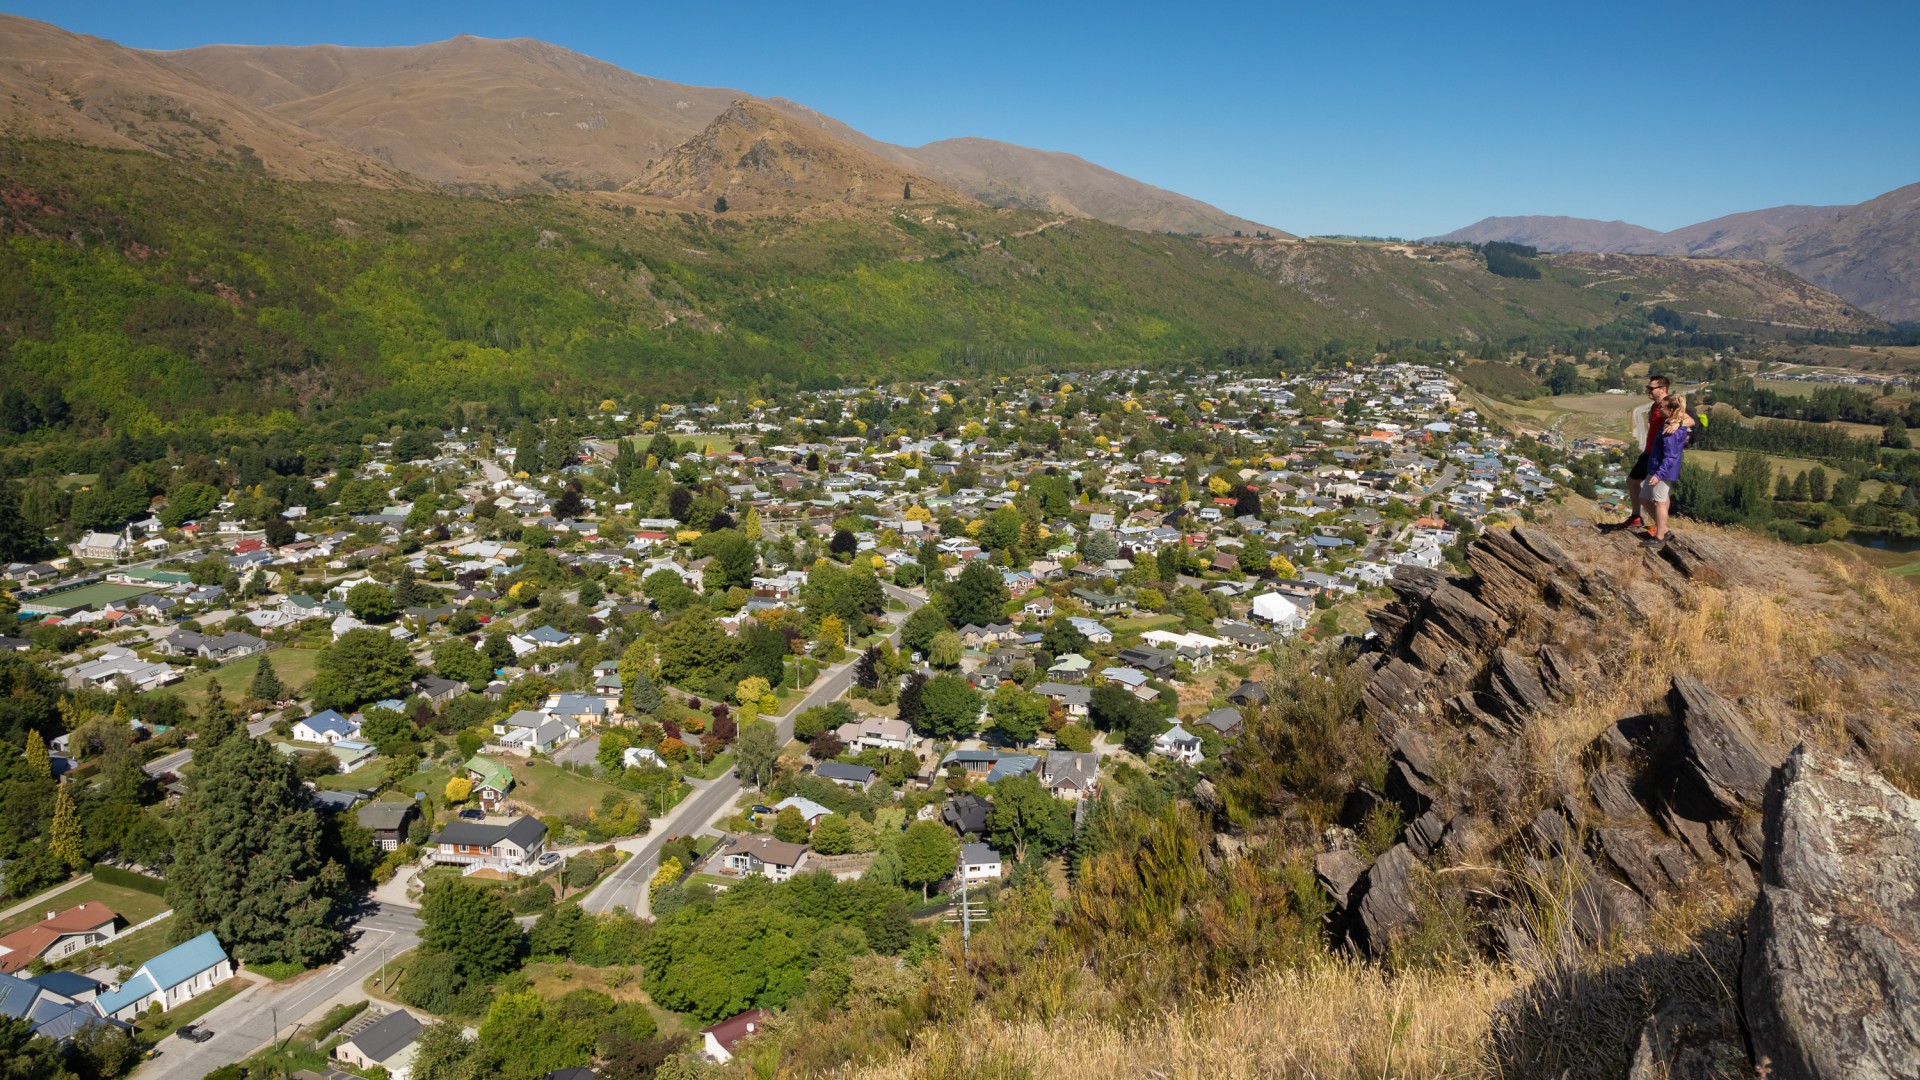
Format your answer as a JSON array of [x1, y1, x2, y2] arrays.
[[941, 793, 991, 836], [959, 842, 1003, 884], [701, 1008, 772, 1064], [426, 817, 548, 873], [1249, 592, 1308, 632], [493, 710, 578, 755], [356, 801, 420, 852], [1032, 681, 1091, 717], [1152, 724, 1204, 766], [939, 749, 1039, 783], [1070, 590, 1127, 616], [292, 710, 358, 746], [1226, 681, 1268, 708], [414, 676, 467, 707], [96, 931, 233, 1022], [814, 762, 877, 790], [1065, 617, 1112, 644], [1040, 751, 1101, 801], [1193, 707, 1246, 738], [465, 756, 514, 811], [772, 796, 833, 827], [545, 694, 611, 728], [61, 650, 178, 693], [832, 716, 913, 753], [0, 903, 119, 974], [334, 1009, 424, 1080], [0, 970, 127, 1042], [1045, 653, 1093, 682], [719, 836, 810, 882], [1115, 646, 1176, 680]]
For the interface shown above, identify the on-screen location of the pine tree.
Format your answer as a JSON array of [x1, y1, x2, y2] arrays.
[[165, 731, 346, 966], [49, 783, 83, 868], [23, 730, 51, 780], [250, 655, 285, 703]]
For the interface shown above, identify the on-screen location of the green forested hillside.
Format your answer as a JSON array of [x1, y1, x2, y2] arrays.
[[0, 140, 1882, 447], [0, 140, 1339, 437]]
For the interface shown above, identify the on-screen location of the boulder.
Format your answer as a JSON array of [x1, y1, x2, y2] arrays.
[[1314, 849, 1368, 909], [1657, 530, 1738, 585], [1744, 747, 1920, 1080], [1669, 675, 1778, 818], [1351, 843, 1422, 958]]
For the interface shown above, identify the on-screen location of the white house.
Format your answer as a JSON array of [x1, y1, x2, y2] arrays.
[[1249, 592, 1308, 633], [1152, 724, 1204, 766], [69, 531, 130, 561], [333, 1009, 424, 1080], [292, 710, 358, 746], [832, 716, 914, 753], [95, 931, 233, 1021], [959, 842, 1003, 884]]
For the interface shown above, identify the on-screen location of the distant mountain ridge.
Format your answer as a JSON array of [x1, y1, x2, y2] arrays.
[[1428, 191, 1920, 321], [0, 14, 1279, 236]]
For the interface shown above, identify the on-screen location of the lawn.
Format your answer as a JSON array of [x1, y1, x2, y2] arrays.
[[1110, 613, 1182, 635], [0, 879, 169, 936], [135, 976, 252, 1045], [172, 646, 321, 707], [507, 759, 642, 819], [315, 756, 391, 792], [692, 751, 735, 781], [65, 917, 176, 974], [392, 764, 455, 803]]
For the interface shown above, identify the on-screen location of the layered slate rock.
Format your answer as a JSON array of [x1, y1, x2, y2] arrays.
[[1744, 748, 1920, 1080], [1350, 843, 1422, 957]]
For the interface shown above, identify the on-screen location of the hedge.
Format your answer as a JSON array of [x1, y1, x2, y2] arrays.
[[91, 864, 168, 897]]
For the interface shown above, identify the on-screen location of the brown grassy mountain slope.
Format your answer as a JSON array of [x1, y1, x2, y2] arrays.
[[161, 35, 746, 194], [1429, 192, 1920, 322], [627, 100, 973, 212], [1429, 214, 1669, 253], [766, 97, 1287, 237], [0, 14, 413, 186], [153, 28, 1279, 229], [1199, 237, 1884, 337]]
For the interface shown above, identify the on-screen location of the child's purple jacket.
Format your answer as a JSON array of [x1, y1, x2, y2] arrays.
[[1648, 425, 1690, 482]]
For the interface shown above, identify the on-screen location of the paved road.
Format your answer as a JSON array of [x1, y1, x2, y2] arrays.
[[0, 874, 94, 925], [579, 584, 927, 916], [137, 904, 422, 1080]]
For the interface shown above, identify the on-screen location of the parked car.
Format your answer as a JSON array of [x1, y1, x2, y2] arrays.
[[539, 852, 561, 866], [176, 1025, 213, 1043], [459, 809, 485, 821]]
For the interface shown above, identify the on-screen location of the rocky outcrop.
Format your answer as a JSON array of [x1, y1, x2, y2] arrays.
[[1626, 997, 1749, 1080], [1744, 747, 1920, 1080], [1349, 843, 1421, 957]]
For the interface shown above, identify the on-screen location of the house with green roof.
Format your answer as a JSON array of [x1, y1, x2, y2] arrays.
[[466, 756, 514, 812], [95, 930, 232, 1021]]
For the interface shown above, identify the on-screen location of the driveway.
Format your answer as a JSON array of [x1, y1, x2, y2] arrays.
[[578, 585, 926, 918], [135, 903, 422, 1080], [551, 734, 601, 770]]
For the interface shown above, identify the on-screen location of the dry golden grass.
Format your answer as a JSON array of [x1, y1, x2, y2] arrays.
[[837, 959, 1518, 1080]]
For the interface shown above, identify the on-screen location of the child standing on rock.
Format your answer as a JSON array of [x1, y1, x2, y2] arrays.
[[1641, 394, 1691, 547]]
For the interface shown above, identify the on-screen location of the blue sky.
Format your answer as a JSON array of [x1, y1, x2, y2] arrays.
[[12, 0, 1919, 236]]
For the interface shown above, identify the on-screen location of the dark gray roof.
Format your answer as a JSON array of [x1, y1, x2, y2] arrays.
[[815, 762, 877, 784], [356, 801, 417, 830], [430, 817, 546, 849], [345, 1009, 423, 1063], [960, 842, 1000, 864]]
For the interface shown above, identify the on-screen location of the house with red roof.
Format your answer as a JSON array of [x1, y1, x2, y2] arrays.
[[701, 1008, 771, 1064], [0, 902, 119, 973]]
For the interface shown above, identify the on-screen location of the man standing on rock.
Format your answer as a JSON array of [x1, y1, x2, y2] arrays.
[[1609, 374, 1693, 532]]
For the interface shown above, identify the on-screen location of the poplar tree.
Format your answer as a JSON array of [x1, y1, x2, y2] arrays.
[[22, 730, 50, 779], [49, 783, 82, 868]]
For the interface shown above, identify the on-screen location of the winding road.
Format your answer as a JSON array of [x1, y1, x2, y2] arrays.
[[578, 583, 925, 916]]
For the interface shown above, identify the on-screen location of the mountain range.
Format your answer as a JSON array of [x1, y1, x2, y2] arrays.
[[0, 15, 1280, 237], [1429, 185, 1920, 321]]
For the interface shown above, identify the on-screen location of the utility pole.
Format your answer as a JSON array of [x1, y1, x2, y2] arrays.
[[942, 858, 989, 967]]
